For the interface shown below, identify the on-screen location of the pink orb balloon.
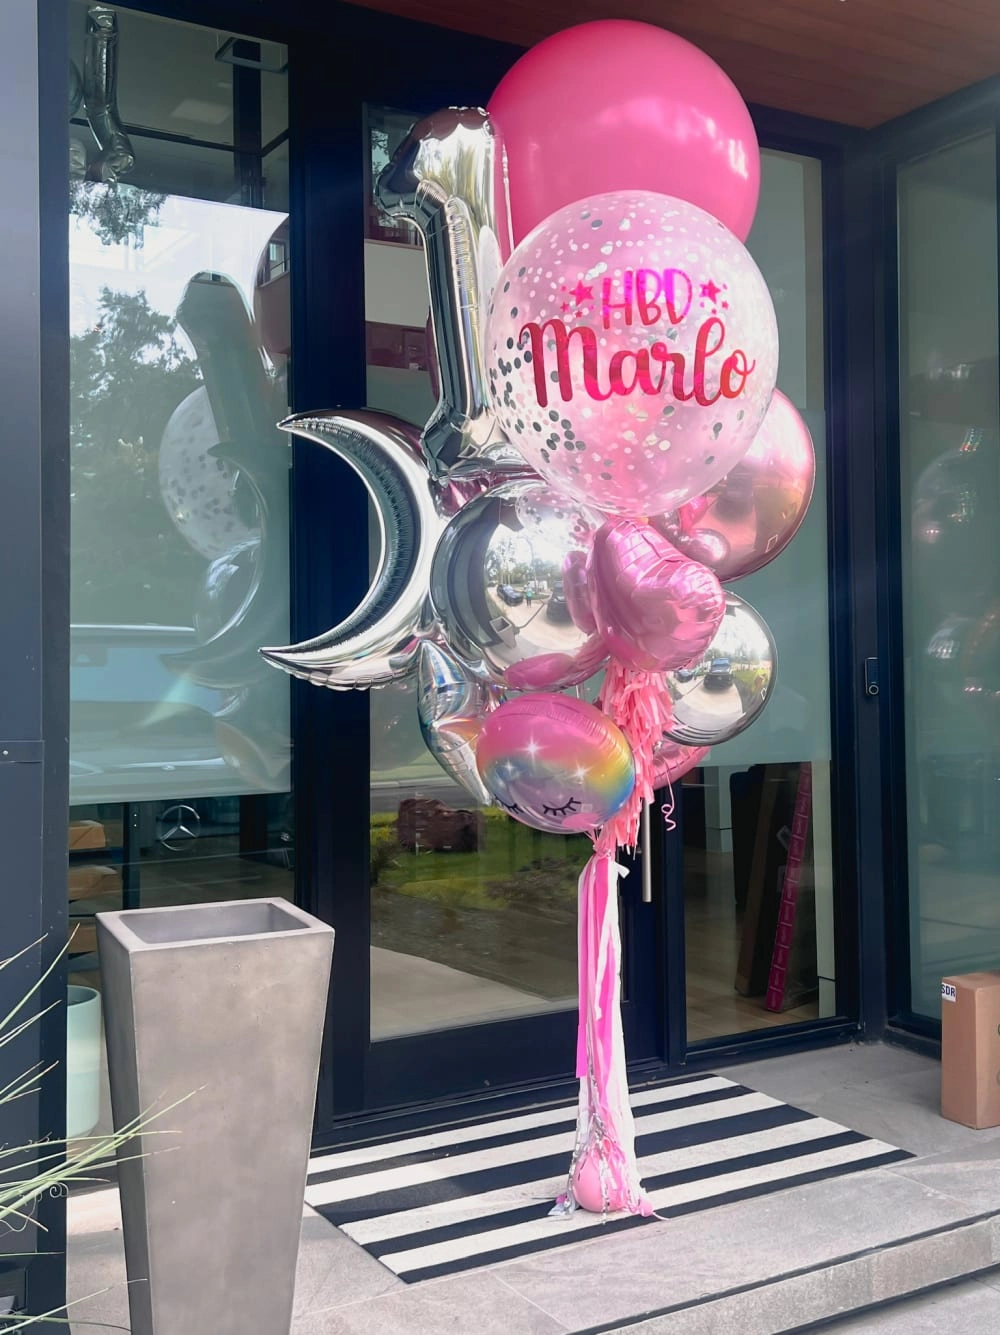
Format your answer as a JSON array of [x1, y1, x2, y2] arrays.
[[488, 20, 760, 244], [653, 389, 815, 581], [486, 190, 778, 520], [476, 693, 634, 835]]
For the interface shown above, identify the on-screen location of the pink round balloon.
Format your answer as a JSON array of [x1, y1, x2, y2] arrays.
[[476, 693, 634, 835], [488, 20, 760, 244], [487, 190, 778, 519], [653, 389, 815, 581], [572, 1146, 632, 1214], [587, 519, 726, 672]]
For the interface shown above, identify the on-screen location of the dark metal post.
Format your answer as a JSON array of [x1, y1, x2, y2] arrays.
[[0, 0, 70, 1317], [232, 39, 264, 209]]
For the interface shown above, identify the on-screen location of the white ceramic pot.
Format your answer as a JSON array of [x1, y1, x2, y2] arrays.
[[66, 984, 102, 1138]]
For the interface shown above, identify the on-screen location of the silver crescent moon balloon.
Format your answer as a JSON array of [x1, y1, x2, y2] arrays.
[[83, 6, 135, 183], [416, 640, 499, 804], [376, 107, 511, 479], [663, 593, 777, 748], [261, 411, 442, 689]]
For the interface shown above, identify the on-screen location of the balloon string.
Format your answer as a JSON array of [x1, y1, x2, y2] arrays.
[[660, 776, 677, 832]]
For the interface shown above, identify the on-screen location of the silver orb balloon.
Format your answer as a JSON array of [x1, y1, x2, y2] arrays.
[[429, 479, 608, 690], [662, 593, 776, 748], [416, 640, 499, 803]]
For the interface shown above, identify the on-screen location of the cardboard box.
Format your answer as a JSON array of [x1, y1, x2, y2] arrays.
[[68, 820, 106, 851], [941, 971, 1000, 1129], [68, 864, 120, 902], [68, 922, 98, 957]]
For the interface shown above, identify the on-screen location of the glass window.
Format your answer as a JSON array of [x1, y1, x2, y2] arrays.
[[66, 3, 291, 1141], [681, 150, 835, 1043], [897, 132, 1000, 1021], [365, 107, 581, 1041]]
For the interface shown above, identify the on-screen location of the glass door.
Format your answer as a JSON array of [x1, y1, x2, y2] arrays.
[[361, 103, 660, 1106], [678, 148, 839, 1047], [895, 127, 1000, 1025]]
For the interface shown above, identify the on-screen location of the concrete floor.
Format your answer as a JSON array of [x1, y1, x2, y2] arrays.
[[64, 1041, 1000, 1334]]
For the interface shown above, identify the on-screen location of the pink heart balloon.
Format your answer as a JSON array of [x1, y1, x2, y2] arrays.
[[588, 519, 726, 672]]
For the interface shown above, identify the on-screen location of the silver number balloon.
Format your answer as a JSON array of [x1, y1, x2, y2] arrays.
[[83, 6, 135, 183], [429, 479, 608, 690], [416, 640, 499, 804], [662, 593, 776, 748], [376, 108, 510, 479]]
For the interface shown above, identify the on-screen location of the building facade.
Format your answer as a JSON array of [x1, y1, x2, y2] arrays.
[[5, 0, 1000, 1314]]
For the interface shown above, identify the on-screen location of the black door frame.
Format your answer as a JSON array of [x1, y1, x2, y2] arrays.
[[1, 0, 70, 1319]]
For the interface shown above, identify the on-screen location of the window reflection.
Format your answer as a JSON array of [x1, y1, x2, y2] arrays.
[[682, 151, 835, 1043], [69, 187, 291, 803], [898, 133, 1000, 1020], [66, 5, 293, 1149]]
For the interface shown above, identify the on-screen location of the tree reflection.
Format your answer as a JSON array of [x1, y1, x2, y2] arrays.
[[70, 288, 203, 624]]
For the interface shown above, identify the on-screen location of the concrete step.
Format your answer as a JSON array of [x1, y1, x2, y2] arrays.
[[607, 1212, 1000, 1334]]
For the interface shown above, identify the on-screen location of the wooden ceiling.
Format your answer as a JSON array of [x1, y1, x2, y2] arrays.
[[353, 0, 1000, 127]]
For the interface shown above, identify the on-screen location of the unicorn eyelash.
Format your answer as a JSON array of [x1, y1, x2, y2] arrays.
[[496, 798, 523, 815], [541, 796, 582, 817]]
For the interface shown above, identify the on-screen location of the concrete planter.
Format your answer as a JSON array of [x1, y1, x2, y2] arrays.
[[97, 898, 334, 1335]]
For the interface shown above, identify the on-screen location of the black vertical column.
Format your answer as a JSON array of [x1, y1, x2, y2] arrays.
[[0, 0, 70, 1318], [287, 32, 371, 1120], [835, 140, 890, 1037]]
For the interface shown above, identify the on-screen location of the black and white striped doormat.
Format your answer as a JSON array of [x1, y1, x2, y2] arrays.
[[305, 1074, 912, 1284]]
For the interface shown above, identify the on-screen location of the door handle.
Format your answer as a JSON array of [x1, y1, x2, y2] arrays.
[[864, 657, 880, 697]]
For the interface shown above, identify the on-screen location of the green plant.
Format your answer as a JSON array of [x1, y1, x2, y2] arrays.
[[370, 825, 401, 886], [0, 940, 175, 1329]]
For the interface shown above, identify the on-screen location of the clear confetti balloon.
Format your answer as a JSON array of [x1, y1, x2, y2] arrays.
[[486, 190, 778, 519]]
